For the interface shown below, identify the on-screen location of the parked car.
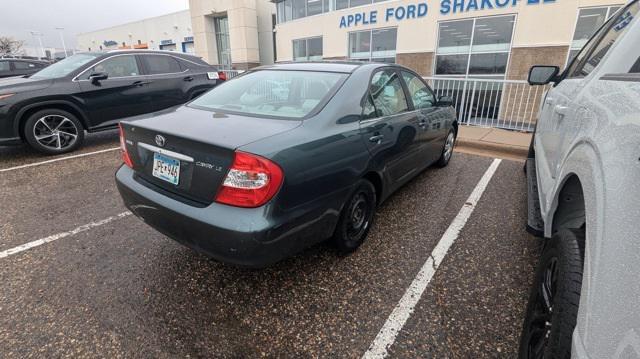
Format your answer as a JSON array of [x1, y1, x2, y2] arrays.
[[0, 58, 49, 79], [116, 62, 457, 267], [520, 1, 640, 358], [0, 50, 225, 154]]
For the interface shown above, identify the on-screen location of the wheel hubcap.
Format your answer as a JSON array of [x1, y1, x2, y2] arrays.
[[444, 132, 455, 161], [33, 115, 78, 150], [347, 193, 369, 240]]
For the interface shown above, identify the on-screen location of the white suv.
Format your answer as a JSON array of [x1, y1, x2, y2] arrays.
[[520, 1, 640, 358]]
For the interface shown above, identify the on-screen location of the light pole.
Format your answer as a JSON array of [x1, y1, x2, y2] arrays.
[[55, 27, 68, 58], [29, 31, 45, 60]]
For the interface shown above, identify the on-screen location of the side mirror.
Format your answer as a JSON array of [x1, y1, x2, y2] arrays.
[[437, 95, 454, 107], [528, 65, 560, 86], [89, 72, 108, 84]]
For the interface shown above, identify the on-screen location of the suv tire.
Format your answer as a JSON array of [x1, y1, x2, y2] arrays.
[[519, 229, 584, 359], [24, 109, 85, 155]]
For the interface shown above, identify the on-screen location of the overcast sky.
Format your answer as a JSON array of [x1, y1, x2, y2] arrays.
[[0, 0, 189, 50]]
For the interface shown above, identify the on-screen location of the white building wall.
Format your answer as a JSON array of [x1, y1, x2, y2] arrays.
[[76, 10, 193, 53], [189, 0, 275, 68], [273, 0, 625, 61]]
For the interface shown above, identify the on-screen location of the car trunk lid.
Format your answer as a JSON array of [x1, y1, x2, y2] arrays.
[[120, 106, 300, 205]]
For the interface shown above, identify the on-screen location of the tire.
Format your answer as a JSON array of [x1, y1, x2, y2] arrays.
[[519, 229, 584, 359], [24, 109, 85, 155], [332, 180, 377, 253], [436, 129, 456, 167]]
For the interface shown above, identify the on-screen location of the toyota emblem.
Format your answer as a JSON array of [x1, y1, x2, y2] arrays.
[[155, 135, 166, 147]]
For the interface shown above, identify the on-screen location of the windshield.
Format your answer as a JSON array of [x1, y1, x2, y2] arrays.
[[30, 54, 99, 79], [189, 70, 347, 119]]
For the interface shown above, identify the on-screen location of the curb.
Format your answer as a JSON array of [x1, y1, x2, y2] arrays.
[[456, 138, 529, 158]]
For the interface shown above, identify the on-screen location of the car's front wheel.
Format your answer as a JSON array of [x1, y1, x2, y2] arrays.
[[24, 109, 85, 155], [332, 180, 377, 253], [519, 229, 584, 359], [436, 129, 456, 167]]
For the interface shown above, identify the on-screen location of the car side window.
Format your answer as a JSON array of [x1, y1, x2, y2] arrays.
[[368, 69, 409, 117], [631, 58, 640, 73], [0, 62, 9, 72], [401, 71, 435, 109], [568, 2, 639, 78], [362, 94, 378, 120], [82, 55, 140, 79], [141, 55, 182, 75], [13, 62, 36, 70]]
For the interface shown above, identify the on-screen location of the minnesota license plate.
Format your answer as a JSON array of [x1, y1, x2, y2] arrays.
[[152, 152, 180, 185]]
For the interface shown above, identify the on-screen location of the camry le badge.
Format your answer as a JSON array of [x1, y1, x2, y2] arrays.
[[155, 135, 166, 147]]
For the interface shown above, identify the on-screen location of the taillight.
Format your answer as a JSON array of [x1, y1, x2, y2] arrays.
[[217, 71, 227, 81], [215, 151, 284, 208], [118, 123, 134, 169]]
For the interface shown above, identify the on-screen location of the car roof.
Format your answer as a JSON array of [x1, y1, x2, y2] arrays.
[[103, 49, 201, 59], [254, 61, 376, 74], [0, 58, 48, 63], [253, 61, 407, 74]]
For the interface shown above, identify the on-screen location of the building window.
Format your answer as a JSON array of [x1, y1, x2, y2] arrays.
[[214, 16, 231, 68], [337, 0, 388, 10], [349, 28, 397, 63], [293, 0, 306, 19], [277, 0, 389, 23], [568, 5, 622, 63], [278, 0, 331, 23], [435, 15, 515, 78], [293, 37, 323, 61]]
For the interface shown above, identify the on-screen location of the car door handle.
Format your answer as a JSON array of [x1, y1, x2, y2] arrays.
[[369, 134, 384, 144], [133, 80, 151, 87], [183, 76, 194, 82], [554, 105, 569, 116]]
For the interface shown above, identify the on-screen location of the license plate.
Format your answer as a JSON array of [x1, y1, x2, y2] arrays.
[[152, 152, 180, 185]]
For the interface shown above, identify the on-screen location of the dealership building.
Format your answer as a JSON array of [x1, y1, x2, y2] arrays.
[[77, 0, 627, 78]]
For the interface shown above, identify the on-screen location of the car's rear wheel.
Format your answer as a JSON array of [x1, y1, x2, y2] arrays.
[[436, 130, 456, 167], [333, 180, 377, 253], [519, 229, 584, 359], [24, 109, 85, 155]]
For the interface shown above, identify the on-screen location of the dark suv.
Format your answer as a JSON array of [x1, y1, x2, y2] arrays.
[[0, 59, 49, 79], [0, 50, 225, 154]]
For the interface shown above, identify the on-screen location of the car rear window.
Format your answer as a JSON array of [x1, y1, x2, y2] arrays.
[[142, 55, 182, 74], [189, 70, 347, 119]]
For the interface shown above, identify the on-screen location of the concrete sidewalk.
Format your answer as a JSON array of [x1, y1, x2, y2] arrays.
[[455, 125, 531, 161]]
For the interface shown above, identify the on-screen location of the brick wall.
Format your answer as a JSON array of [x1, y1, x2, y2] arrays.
[[498, 46, 569, 129], [396, 52, 434, 76], [232, 62, 261, 70], [507, 46, 569, 80]]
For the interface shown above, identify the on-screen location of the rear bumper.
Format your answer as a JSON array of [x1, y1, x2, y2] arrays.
[[115, 165, 338, 268]]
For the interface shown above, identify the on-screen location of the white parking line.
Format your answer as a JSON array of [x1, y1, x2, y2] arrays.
[[362, 158, 502, 359], [0, 211, 132, 259], [0, 147, 120, 173]]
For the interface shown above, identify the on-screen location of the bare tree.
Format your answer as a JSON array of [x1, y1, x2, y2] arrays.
[[0, 37, 25, 57]]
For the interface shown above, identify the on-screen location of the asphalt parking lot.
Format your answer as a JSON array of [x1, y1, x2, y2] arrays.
[[0, 132, 540, 358]]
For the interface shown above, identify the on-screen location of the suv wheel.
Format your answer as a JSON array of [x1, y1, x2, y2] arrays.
[[519, 229, 584, 359], [24, 109, 85, 155]]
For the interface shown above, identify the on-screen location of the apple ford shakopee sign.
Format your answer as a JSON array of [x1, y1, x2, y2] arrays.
[[339, 0, 557, 28]]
